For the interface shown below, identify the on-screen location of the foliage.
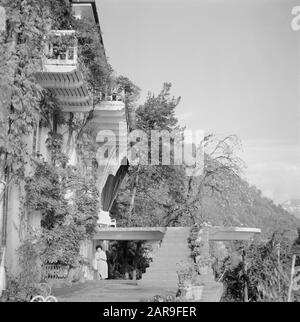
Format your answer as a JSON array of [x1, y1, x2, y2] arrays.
[[25, 160, 99, 265], [176, 260, 195, 284], [217, 232, 296, 302], [25, 161, 67, 229], [188, 223, 203, 261], [136, 82, 180, 133], [3, 275, 35, 302], [47, 0, 74, 30], [45, 32, 77, 59], [107, 241, 151, 279], [111, 83, 254, 228], [0, 0, 50, 180], [0, 0, 137, 297], [40, 222, 85, 267], [75, 20, 113, 101], [116, 75, 141, 106], [17, 234, 42, 282], [148, 294, 178, 302], [112, 79, 300, 235], [0, 0, 112, 183], [111, 83, 189, 227], [115, 75, 141, 130], [5, 231, 45, 301]]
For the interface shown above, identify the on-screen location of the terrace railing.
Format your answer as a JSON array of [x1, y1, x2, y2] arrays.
[[42, 264, 69, 281]]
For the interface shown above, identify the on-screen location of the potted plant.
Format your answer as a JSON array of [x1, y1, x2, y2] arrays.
[[195, 255, 212, 275], [176, 261, 194, 287]]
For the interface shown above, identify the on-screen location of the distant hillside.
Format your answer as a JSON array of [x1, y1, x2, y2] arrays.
[[200, 178, 300, 239], [113, 167, 300, 240], [281, 199, 300, 220]]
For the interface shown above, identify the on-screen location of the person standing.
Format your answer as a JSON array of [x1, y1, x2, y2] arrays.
[[93, 245, 108, 280]]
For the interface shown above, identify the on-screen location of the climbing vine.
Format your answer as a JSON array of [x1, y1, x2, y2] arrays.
[[0, 0, 138, 298], [25, 131, 99, 266], [0, 0, 105, 287]]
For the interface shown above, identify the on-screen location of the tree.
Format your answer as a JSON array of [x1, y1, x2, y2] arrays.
[[112, 83, 187, 226], [217, 232, 294, 302], [183, 134, 245, 224], [112, 84, 249, 228], [107, 240, 151, 280], [136, 82, 180, 133]]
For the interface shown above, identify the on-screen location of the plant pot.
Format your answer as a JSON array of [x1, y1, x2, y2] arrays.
[[183, 285, 193, 300], [132, 270, 137, 281]]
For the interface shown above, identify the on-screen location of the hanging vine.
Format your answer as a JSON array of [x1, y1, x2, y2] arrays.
[[0, 0, 137, 298]]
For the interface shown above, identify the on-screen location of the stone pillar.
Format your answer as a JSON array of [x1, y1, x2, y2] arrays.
[[5, 184, 22, 276], [0, 181, 5, 245]]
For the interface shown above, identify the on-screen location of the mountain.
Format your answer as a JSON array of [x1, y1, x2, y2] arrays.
[[198, 179, 300, 239], [282, 199, 300, 219], [112, 166, 300, 240]]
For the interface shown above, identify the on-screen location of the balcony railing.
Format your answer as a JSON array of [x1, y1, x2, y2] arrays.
[[100, 90, 125, 102], [43, 30, 78, 68]]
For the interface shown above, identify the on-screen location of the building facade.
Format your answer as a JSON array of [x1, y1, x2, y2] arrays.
[[0, 0, 129, 278]]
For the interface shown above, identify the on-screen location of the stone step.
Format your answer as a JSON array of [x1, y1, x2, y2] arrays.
[[162, 241, 189, 244], [140, 280, 178, 286], [147, 260, 189, 265], [155, 246, 189, 250], [152, 248, 189, 253], [149, 254, 189, 259], [163, 232, 190, 235], [152, 245, 189, 250], [146, 262, 190, 270], [156, 248, 189, 252], [143, 273, 178, 278], [163, 236, 189, 239], [162, 239, 189, 243], [161, 240, 189, 244], [163, 237, 189, 240], [140, 227, 191, 291], [163, 233, 189, 236], [150, 254, 188, 258], [146, 262, 187, 269], [140, 284, 178, 289], [160, 248, 189, 252], [161, 241, 189, 245], [142, 271, 179, 277], [141, 276, 178, 281]]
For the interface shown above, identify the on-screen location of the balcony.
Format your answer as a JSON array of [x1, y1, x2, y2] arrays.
[[43, 30, 77, 70], [88, 90, 128, 195], [90, 89, 127, 145], [35, 30, 92, 113]]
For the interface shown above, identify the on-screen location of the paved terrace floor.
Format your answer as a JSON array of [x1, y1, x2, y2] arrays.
[[53, 280, 177, 302]]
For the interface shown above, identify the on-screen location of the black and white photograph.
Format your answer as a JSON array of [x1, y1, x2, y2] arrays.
[[0, 0, 300, 305]]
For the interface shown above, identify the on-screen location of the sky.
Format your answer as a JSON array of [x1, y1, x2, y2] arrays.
[[96, 0, 300, 204]]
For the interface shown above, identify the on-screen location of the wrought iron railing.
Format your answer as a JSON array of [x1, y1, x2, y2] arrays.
[[42, 264, 69, 280]]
